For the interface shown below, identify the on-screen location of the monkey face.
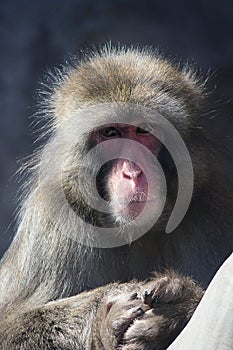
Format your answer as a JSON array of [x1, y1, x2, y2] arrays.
[[93, 123, 164, 224]]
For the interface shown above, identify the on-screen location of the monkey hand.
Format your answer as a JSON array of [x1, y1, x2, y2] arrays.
[[100, 272, 203, 350]]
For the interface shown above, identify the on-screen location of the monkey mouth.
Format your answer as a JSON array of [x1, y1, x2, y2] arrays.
[[126, 197, 147, 204], [119, 192, 148, 205], [111, 192, 147, 216], [128, 194, 147, 204]]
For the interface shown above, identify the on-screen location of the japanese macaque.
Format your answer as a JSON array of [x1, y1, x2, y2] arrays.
[[0, 45, 232, 349]]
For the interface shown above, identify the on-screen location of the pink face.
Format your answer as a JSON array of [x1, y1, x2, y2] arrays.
[[94, 123, 161, 223]]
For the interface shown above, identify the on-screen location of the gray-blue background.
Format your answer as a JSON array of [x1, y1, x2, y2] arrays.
[[0, 0, 232, 257]]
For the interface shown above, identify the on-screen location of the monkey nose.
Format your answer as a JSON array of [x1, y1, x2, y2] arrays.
[[122, 162, 143, 180]]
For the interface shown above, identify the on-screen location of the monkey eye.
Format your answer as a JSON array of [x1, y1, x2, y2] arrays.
[[101, 127, 120, 138], [136, 123, 153, 135]]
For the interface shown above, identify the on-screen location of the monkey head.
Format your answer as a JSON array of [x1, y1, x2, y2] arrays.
[[37, 47, 206, 247]]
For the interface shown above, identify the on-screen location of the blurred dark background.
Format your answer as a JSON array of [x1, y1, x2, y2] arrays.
[[0, 0, 232, 258]]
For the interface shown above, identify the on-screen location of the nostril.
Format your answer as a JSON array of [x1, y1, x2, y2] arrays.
[[123, 171, 132, 180], [123, 169, 142, 180]]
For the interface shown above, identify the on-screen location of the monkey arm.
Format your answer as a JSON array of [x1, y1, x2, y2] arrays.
[[0, 282, 138, 350], [0, 285, 114, 350], [0, 273, 202, 350]]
